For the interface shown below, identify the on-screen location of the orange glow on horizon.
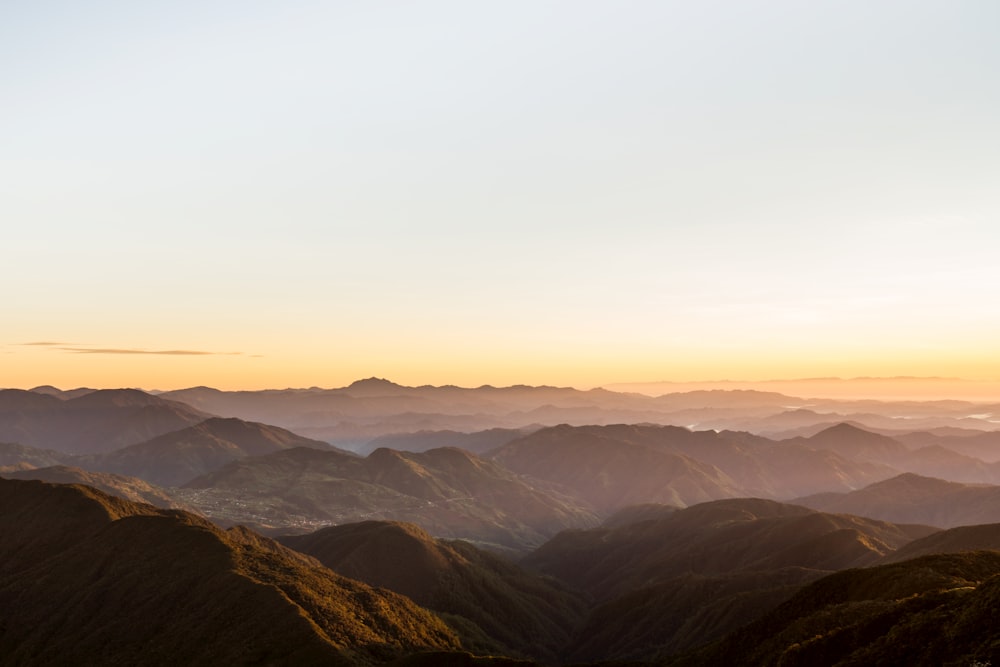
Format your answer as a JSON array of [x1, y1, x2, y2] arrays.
[[5, 338, 1000, 402]]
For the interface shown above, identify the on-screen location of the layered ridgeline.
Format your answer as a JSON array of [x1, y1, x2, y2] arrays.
[[0, 465, 185, 509], [0, 388, 209, 454], [0, 441, 73, 469], [6, 390, 1000, 548], [680, 551, 1000, 666], [81, 416, 338, 487], [0, 478, 462, 665], [10, 475, 1000, 665], [490, 422, 1000, 512], [0, 416, 341, 490], [520, 498, 935, 663], [178, 446, 599, 549], [161, 380, 794, 445], [794, 473, 1000, 527], [158, 379, 1000, 449], [280, 521, 587, 662], [489, 424, 895, 510]]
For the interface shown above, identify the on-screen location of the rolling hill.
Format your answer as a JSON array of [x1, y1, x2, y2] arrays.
[[0, 388, 211, 455], [1, 464, 185, 509], [84, 416, 337, 487], [280, 520, 587, 662], [681, 551, 1000, 666], [794, 473, 1000, 527], [0, 477, 461, 665], [0, 441, 73, 469], [489, 424, 895, 510], [521, 498, 936, 662], [179, 446, 599, 549]]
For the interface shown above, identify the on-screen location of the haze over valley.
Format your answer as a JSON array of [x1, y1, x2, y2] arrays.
[[5, 0, 1000, 663], [6, 379, 1000, 663]]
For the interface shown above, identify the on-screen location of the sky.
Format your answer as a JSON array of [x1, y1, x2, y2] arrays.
[[3, 0, 1000, 391]]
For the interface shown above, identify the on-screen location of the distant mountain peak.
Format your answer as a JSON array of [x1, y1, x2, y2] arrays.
[[348, 377, 403, 389], [337, 377, 411, 395], [817, 422, 870, 435], [810, 422, 897, 444], [29, 385, 62, 394], [869, 472, 964, 492], [66, 388, 160, 407]]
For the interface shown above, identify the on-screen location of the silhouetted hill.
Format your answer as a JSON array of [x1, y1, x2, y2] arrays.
[[28, 385, 96, 399], [0, 388, 210, 454], [0, 478, 460, 665], [359, 428, 532, 456], [778, 423, 1000, 485], [789, 422, 911, 464], [181, 446, 599, 549], [1, 465, 185, 509], [0, 388, 64, 410], [601, 503, 679, 528], [490, 425, 740, 511], [346, 377, 412, 396], [281, 520, 587, 662], [154, 381, 1000, 451], [522, 498, 934, 662], [525, 498, 927, 600], [794, 473, 1000, 527], [0, 441, 73, 469], [682, 551, 1000, 666], [896, 429, 1000, 462], [571, 567, 821, 662], [490, 424, 894, 511], [883, 523, 1000, 563], [901, 443, 1000, 483], [86, 417, 335, 487]]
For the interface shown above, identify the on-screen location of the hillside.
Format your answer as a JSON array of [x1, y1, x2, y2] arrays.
[[490, 425, 741, 511], [524, 498, 929, 600], [179, 446, 599, 549], [882, 523, 1000, 563], [681, 551, 1000, 666], [794, 473, 1000, 527], [0, 441, 73, 469], [0, 388, 210, 455], [1, 464, 185, 509], [156, 382, 1000, 448], [489, 424, 895, 511], [281, 520, 587, 662], [0, 478, 460, 665], [521, 498, 935, 662], [85, 416, 336, 487], [359, 428, 532, 456], [787, 422, 911, 464]]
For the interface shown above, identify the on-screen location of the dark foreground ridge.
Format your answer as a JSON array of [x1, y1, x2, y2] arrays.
[[281, 520, 587, 662], [0, 478, 460, 665], [678, 550, 1000, 666]]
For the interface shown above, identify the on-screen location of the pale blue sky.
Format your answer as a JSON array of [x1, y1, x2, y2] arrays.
[[3, 1, 1000, 388]]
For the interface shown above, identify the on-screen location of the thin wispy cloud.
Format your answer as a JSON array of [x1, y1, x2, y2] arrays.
[[60, 348, 243, 356], [16, 342, 246, 356]]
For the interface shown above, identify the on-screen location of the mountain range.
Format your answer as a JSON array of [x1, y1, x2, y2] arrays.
[[0, 388, 209, 454], [5, 380, 1000, 663], [81, 416, 336, 487], [179, 445, 599, 549], [147, 379, 1000, 450], [794, 472, 1000, 527], [11, 472, 1000, 664], [280, 520, 586, 662], [0, 478, 461, 665]]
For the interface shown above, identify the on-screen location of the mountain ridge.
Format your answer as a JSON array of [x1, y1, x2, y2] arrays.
[[0, 477, 461, 665]]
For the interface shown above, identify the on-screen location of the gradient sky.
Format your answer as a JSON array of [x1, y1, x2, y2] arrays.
[[3, 0, 999, 390]]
